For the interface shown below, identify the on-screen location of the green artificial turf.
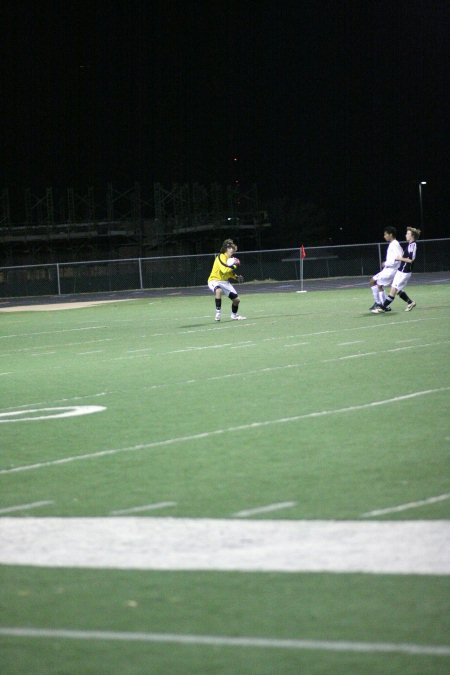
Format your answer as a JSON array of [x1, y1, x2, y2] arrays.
[[0, 284, 449, 673]]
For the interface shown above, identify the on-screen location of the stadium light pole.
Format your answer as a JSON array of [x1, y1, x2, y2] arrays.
[[418, 181, 427, 230]]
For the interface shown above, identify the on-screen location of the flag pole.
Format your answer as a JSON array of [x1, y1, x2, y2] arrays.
[[297, 244, 307, 293], [300, 251, 304, 292]]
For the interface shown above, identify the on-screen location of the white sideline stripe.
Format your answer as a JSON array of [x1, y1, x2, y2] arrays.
[[0, 627, 449, 656], [233, 502, 297, 517], [0, 387, 448, 474], [362, 493, 450, 517], [0, 518, 449, 575], [110, 501, 177, 515], [0, 500, 53, 514]]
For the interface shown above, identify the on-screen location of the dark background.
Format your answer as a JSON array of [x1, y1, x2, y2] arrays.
[[1, 0, 449, 246]]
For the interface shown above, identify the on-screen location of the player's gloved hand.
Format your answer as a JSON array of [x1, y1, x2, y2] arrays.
[[235, 275, 244, 283]]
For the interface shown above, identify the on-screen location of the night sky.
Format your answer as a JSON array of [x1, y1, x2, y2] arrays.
[[2, 0, 449, 241]]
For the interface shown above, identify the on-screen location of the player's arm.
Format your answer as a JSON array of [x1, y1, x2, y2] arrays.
[[398, 243, 416, 263], [396, 243, 416, 263], [218, 253, 235, 271], [221, 253, 240, 271]]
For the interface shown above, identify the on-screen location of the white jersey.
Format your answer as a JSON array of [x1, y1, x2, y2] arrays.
[[384, 239, 403, 269]]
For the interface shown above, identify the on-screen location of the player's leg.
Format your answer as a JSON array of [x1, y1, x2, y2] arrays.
[[383, 272, 416, 312], [377, 287, 397, 311], [229, 291, 246, 320], [369, 276, 382, 309], [370, 269, 395, 311], [208, 281, 223, 321], [214, 287, 223, 320], [397, 282, 415, 310]]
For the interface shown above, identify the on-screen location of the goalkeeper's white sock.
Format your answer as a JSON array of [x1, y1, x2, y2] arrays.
[[371, 286, 380, 303]]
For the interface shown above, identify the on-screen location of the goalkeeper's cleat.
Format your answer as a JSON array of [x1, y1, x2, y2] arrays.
[[215, 310, 221, 321], [405, 301, 416, 312], [369, 302, 379, 310], [231, 313, 246, 320], [371, 306, 384, 313]]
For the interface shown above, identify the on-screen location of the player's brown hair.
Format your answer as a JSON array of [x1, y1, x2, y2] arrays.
[[406, 227, 421, 239], [220, 239, 237, 253]]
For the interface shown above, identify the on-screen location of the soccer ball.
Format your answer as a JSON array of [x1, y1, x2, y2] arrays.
[[227, 257, 239, 267]]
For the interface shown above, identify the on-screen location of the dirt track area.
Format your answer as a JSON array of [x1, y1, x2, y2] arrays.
[[0, 299, 133, 312]]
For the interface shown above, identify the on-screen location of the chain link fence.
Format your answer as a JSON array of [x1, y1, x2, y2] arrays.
[[0, 239, 448, 298]]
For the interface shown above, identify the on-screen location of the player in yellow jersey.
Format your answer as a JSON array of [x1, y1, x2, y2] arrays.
[[208, 239, 246, 321]]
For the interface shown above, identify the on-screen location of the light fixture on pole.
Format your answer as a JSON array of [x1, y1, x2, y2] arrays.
[[419, 181, 427, 230]]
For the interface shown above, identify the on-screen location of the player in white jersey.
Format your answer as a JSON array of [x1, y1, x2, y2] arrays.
[[369, 226, 404, 311], [373, 227, 420, 313]]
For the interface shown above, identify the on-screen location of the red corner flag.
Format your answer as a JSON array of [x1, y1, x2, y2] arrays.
[[300, 244, 306, 259]]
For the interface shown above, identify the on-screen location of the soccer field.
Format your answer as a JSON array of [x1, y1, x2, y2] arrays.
[[1, 281, 449, 674]]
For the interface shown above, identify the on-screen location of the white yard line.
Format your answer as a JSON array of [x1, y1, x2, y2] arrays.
[[0, 406, 105, 423], [0, 518, 448, 575], [233, 502, 297, 517], [330, 352, 378, 361], [0, 501, 53, 514], [324, 340, 449, 363], [0, 387, 448, 474], [0, 338, 113, 356], [388, 343, 434, 352], [110, 502, 177, 515], [337, 340, 364, 346], [127, 348, 153, 353], [146, 338, 444, 393], [0, 627, 448, 656], [169, 343, 234, 354], [0, 392, 108, 413], [361, 493, 450, 518], [0, 326, 108, 339], [31, 352, 57, 356]]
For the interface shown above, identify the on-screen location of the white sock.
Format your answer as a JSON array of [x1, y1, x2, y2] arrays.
[[379, 289, 386, 304], [371, 286, 380, 303]]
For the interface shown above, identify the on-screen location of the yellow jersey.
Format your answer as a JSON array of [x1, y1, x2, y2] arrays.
[[208, 253, 238, 283]]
